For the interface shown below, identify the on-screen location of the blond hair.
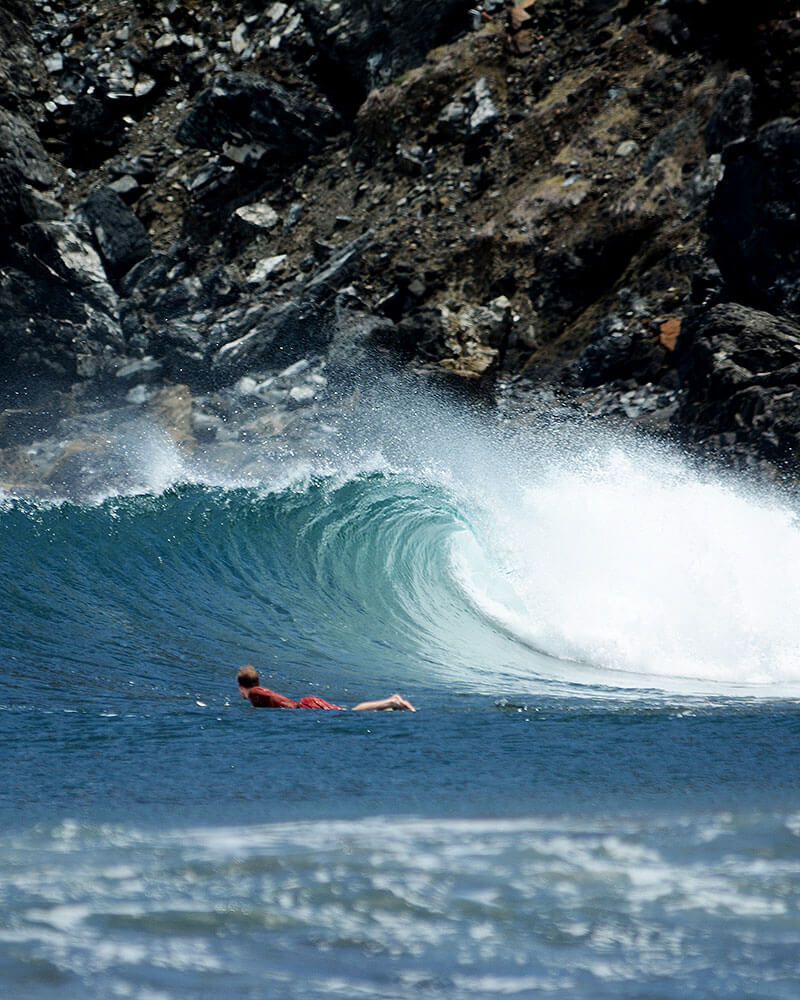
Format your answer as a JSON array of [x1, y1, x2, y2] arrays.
[[236, 665, 260, 689]]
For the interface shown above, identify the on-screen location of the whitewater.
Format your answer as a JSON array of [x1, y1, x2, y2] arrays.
[[2, 376, 799, 998]]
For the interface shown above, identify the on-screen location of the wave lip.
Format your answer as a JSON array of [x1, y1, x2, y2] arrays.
[[451, 444, 800, 695]]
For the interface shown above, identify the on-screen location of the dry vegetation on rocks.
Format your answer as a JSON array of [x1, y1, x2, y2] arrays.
[[2, 0, 800, 492]]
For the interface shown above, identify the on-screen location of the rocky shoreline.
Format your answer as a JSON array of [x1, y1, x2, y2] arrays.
[[2, 0, 800, 496]]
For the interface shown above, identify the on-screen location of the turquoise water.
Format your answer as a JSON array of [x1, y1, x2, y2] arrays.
[[2, 384, 800, 998]]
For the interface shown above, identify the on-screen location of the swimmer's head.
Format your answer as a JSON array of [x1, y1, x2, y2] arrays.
[[236, 665, 259, 690]]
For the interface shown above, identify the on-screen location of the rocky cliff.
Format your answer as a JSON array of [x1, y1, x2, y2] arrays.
[[2, 0, 799, 493]]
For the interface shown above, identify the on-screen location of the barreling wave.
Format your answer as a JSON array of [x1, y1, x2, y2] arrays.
[[4, 379, 800, 703]]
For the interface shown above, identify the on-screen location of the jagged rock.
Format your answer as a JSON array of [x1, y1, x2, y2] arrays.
[[107, 175, 140, 201], [437, 301, 507, 376], [705, 72, 753, 153], [184, 159, 237, 201], [21, 220, 118, 314], [676, 302, 800, 465], [119, 254, 171, 298], [0, 264, 124, 380], [708, 117, 800, 320], [0, 108, 57, 236], [0, 218, 126, 379], [213, 235, 373, 376], [436, 98, 468, 140], [81, 187, 151, 281], [149, 276, 205, 323], [231, 24, 249, 55], [577, 316, 668, 387], [434, 78, 499, 144], [0, 1, 41, 118], [134, 77, 157, 98], [0, 160, 23, 232], [20, 185, 64, 222], [305, 233, 373, 301], [615, 140, 638, 157], [246, 255, 287, 284], [297, 0, 474, 98], [213, 298, 324, 373], [469, 78, 499, 135], [230, 199, 280, 243], [0, 108, 56, 189], [176, 72, 339, 164]]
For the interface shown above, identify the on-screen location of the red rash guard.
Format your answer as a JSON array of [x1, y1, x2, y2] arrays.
[[247, 686, 343, 710]]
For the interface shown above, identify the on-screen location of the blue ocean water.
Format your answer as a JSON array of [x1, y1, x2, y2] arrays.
[[2, 383, 800, 998]]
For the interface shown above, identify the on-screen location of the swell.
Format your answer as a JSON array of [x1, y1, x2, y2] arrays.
[[4, 413, 800, 703], [0, 475, 522, 709]]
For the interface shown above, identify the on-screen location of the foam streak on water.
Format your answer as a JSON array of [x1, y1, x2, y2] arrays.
[[1, 813, 799, 1000]]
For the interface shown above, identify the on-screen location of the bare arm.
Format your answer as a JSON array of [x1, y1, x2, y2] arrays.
[[351, 693, 416, 712]]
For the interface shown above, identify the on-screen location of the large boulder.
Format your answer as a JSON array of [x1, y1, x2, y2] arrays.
[[0, 108, 55, 189], [81, 187, 151, 281], [176, 72, 339, 165], [704, 71, 753, 153], [298, 0, 475, 98], [0, 221, 125, 380], [707, 118, 800, 320], [212, 234, 373, 377], [0, 267, 125, 380]]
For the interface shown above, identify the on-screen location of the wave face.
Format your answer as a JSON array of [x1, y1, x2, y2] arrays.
[[4, 378, 800, 702]]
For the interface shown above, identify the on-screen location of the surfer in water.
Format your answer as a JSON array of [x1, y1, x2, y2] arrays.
[[236, 666, 416, 711]]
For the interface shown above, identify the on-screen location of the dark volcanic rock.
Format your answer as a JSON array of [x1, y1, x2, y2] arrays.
[[176, 72, 339, 164], [82, 187, 151, 281], [704, 72, 753, 153], [0, 108, 55, 189], [0, 220, 125, 380], [676, 303, 800, 467], [0, 107, 57, 241], [66, 93, 125, 167], [0, 266, 124, 380], [213, 234, 374, 378], [0, 1, 41, 117], [707, 118, 800, 320], [298, 0, 474, 100], [0, 159, 22, 232], [577, 317, 668, 388]]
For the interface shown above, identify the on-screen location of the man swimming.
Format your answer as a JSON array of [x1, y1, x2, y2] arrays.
[[236, 665, 416, 711]]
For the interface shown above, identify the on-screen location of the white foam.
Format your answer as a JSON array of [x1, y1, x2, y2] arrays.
[[452, 439, 800, 695]]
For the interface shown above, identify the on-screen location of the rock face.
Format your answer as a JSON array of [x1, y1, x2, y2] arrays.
[[0, 220, 124, 379], [676, 304, 800, 470], [707, 118, 800, 321], [2, 0, 800, 488]]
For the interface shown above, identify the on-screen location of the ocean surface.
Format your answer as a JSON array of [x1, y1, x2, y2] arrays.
[[2, 379, 800, 999]]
